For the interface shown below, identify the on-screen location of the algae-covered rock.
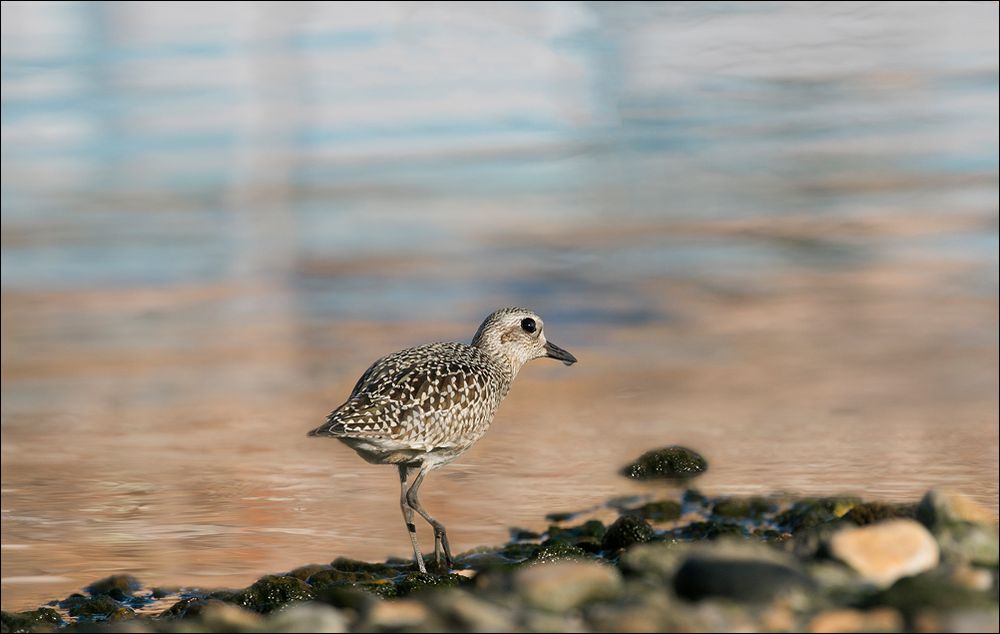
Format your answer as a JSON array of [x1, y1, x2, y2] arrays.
[[546, 520, 606, 545], [394, 572, 466, 596], [233, 575, 315, 614], [85, 574, 141, 600], [673, 555, 813, 603], [329, 557, 400, 577], [620, 446, 707, 481], [64, 595, 123, 619], [602, 515, 655, 552], [530, 540, 589, 563], [712, 497, 775, 519], [828, 519, 939, 588], [842, 502, 916, 526], [1, 608, 63, 633], [775, 497, 860, 533], [515, 560, 623, 612]]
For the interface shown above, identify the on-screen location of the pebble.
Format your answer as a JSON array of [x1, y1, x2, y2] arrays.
[[828, 519, 939, 587], [515, 560, 623, 612]]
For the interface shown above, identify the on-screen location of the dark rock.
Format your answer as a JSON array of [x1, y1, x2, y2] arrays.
[[843, 502, 916, 526], [65, 595, 122, 619], [673, 556, 814, 602], [628, 500, 682, 522], [672, 520, 749, 541], [916, 489, 999, 565], [85, 574, 141, 600], [1, 608, 63, 633], [394, 572, 466, 596], [620, 446, 707, 481], [233, 575, 314, 614], [602, 515, 655, 551], [775, 497, 859, 533], [544, 511, 577, 522], [150, 586, 178, 599], [531, 540, 589, 563], [510, 528, 541, 541], [682, 489, 709, 506], [160, 597, 227, 619], [311, 585, 379, 613], [712, 497, 775, 519]]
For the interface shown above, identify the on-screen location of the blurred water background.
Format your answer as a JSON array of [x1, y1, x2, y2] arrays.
[[2, 1, 997, 610]]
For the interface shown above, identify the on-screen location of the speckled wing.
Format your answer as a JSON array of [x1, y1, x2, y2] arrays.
[[309, 343, 498, 451]]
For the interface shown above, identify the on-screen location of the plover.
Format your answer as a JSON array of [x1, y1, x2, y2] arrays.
[[308, 307, 577, 572]]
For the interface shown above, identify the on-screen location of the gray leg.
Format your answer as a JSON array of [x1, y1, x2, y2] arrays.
[[405, 465, 453, 570], [398, 465, 426, 573]]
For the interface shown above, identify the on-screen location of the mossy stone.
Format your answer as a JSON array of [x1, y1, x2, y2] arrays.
[[1, 608, 63, 633], [394, 572, 466, 596], [329, 557, 399, 577], [306, 569, 381, 589], [500, 542, 540, 562], [842, 502, 916, 526], [66, 595, 122, 619], [531, 541, 589, 563], [233, 575, 314, 614], [602, 515, 656, 551], [620, 446, 707, 481], [775, 497, 860, 533], [287, 564, 330, 581]]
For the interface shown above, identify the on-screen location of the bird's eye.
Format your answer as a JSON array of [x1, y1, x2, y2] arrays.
[[521, 318, 536, 334]]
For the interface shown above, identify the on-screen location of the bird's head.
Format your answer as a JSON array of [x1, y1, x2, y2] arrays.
[[471, 307, 577, 375]]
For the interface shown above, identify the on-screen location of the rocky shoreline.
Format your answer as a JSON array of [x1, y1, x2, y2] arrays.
[[3, 449, 998, 633]]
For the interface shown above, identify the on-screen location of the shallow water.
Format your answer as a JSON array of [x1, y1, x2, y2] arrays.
[[2, 1, 998, 611]]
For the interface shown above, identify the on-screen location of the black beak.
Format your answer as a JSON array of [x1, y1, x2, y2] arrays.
[[544, 340, 577, 366]]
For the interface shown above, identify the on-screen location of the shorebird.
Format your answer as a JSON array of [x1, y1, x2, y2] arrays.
[[308, 307, 577, 572]]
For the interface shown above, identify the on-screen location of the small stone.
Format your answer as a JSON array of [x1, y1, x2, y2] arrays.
[[916, 489, 999, 566], [618, 542, 685, 580], [515, 560, 623, 612], [673, 555, 813, 602], [86, 574, 142, 600], [197, 602, 262, 631], [864, 570, 996, 614], [150, 586, 179, 599], [602, 515, 655, 552], [422, 589, 513, 632], [620, 446, 707, 481], [265, 603, 347, 633], [365, 599, 432, 629], [917, 489, 996, 527], [807, 608, 903, 633], [828, 519, 939, 588]]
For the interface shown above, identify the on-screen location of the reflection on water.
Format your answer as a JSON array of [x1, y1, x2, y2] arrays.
[[2, 1, 998, 611]]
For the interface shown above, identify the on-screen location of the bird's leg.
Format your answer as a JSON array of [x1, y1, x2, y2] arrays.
[[398, 465, 426, 573], [405, 466, 453, 571]]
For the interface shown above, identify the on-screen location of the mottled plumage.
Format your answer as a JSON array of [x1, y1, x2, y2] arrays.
[[308, 307, 577, 572]]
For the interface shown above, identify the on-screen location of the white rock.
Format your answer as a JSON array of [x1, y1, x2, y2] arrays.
[[829, 519, 939, 587]]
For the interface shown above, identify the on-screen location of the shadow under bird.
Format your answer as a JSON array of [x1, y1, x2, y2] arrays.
[[308, 307, 577, 573]]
